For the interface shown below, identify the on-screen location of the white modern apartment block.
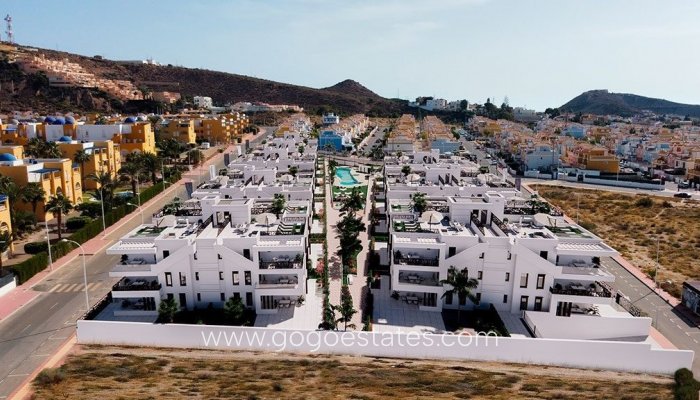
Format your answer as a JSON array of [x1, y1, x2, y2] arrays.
[[104, 119, 317, 317], [383, 159, 650, 341], [106, 197, 310, 316], [322, 113, 340, 125], [194, 96, 214, 109]]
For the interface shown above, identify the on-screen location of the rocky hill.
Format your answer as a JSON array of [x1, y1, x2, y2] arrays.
[[0, 45, 407, 116], [560, 89, 700, 117]]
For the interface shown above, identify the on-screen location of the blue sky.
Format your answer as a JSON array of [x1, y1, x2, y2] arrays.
[[6, 0, 700, 110]]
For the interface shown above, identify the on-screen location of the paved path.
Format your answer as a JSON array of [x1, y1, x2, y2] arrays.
[[0, 144, 234, 399], [325, 160, 343, 311], [346, 176, 372, 329]]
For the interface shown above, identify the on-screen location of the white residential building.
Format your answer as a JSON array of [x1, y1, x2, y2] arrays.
[[194, 96, 214, 109]]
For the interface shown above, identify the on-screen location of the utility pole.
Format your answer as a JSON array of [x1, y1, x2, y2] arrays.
[[654, 236, 660, 289]]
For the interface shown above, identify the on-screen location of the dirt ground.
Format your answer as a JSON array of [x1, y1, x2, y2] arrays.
[[31, 345, 673, 400], [534, 185, 700, 298]]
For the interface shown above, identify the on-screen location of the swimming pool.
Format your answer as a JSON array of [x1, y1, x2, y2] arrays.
[[336, 167, 359, 186]]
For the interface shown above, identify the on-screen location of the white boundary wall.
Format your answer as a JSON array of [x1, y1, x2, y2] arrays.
[[0, 276, 16, 298], [77, 320, 693, 375]]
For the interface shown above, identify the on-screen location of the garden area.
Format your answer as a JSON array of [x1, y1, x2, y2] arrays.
[[534, 185, 700, 298]]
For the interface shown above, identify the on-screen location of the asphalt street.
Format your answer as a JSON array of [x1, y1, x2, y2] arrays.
[[600, 257, 700, 375], [0, 145, 235, 399]]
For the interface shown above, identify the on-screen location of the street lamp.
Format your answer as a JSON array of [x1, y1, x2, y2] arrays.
[[61, 239, 89, 312], [44, 219, 53, 270], [654, 236, 660, 289], [97, 184, 106, 237], [127, 202, 144, 224]]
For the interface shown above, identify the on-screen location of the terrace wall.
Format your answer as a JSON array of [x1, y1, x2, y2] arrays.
[[76, 320, 692, 375]]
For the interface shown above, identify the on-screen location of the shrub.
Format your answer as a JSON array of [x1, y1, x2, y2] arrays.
[[634, 197, 654, 207], [675, 368, 695, 386], [34, 367, 65, 388], [24, 241, 49, 254], [76, 202, 103, 219], [674, 368, 700, 400], [66, 216, 91, 230]]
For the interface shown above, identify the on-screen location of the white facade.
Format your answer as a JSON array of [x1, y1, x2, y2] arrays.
[[194, 96, 214, 109], [322, 113, 340, 125]]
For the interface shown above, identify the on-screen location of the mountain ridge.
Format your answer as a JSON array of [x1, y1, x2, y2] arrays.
[[560, 89, 700, 117]]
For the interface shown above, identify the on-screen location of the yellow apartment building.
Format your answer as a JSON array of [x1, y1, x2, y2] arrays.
[[194, 114, 248, 144], [0, 153, 82, 221], [116, 122, 156, 155], [576, 146, 620, 173], [57, 139, 122, 189], [162, 119, 196, 144], [0, 194, 12, 254]]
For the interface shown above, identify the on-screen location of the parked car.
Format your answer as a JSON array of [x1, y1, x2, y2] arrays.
[[674, 192, 692, 198]]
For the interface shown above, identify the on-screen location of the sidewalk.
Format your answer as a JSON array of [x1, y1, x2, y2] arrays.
[[0, 144, 234, 322]]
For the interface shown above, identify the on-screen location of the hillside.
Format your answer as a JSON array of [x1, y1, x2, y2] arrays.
[[560, 89, 700, 117], [0, 45, 407, 116]]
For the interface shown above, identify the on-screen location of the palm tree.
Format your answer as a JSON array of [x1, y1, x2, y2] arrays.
[[25, 138, 45, 158], [340, 187, 363, 213], [73, 149, 91, 184], [118, 161, 142, 197], [44, 194, 73, 240], [440, 266, 479, 326], [20, 182, 46, 215], [42, 141, 62, 158], [140, 152, 161, 184], [86, 171, 116, 209], [411, 192, 427, 214], [272, 193, 286, 217], [158, 297, 179, 323], [401, 165, 411, 176], [334, 285, 357, 330]]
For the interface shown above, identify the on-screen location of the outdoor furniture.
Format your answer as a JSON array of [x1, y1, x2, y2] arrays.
[[279, 278, 290, 284], [279, 299, 291, 307]]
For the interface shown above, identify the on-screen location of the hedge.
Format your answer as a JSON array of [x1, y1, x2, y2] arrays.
[[10, 182, 168, 284], [24, 241, 49, 254], [66, 216, 91, 230]]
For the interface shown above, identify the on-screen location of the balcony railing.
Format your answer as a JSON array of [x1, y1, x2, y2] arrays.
[[259, 261, 303, 269], [394, 256, 439, 267], [112, 279, 161, 292], [549, 284, 611, 298]]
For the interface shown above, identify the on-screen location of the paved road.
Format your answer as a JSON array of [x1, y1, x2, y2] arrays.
[[601, 257, 700, 375], [0, 151, 231, 399]]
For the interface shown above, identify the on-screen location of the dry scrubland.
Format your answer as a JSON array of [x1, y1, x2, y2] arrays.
[[534, 185, 700, 297], [30, 345, 673, 400]]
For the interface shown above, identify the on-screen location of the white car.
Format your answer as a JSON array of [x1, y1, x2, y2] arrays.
[[200, 142, 211, 149]]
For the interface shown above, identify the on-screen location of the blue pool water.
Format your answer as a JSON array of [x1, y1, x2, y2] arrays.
[[336, 167, 359, 186]]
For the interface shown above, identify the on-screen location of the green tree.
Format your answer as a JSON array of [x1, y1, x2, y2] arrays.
[[401, 165, 411, 176], [411, 192, 427, 213], [158, 297, 179, 323], [440, 266, 479, 325], [44, 194, 73, 240], [328, 159, 338, 178], [288, 166, 298, 177], [224, 296, 245, 324], [340, 187, 364, 214], [272, 193, 286, 217], [20, 182, 46, 215], [334, 285, 357, 330], [118, 161, 142, 197], [140, 152, 161, 184], [72, 149, 91, 184], [335, 211, 366, 273], [87, 171, 116, 209]]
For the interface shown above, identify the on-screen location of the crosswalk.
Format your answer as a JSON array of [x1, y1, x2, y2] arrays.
[[48, 282, 102, 293]]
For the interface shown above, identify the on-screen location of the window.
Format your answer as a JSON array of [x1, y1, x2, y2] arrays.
[[539, 250, 548, 260], [163, 250, 170, 259], [519, 295, 529, 311], [246, 292, 253, 307], [505, 272, 510, 282], [218, 254, 222, 260], [507, 252, 512, 260], [219, 271, 224, 281], [448, 247, 456, 257], [479, 252, 484, 259], [243, 249, 251, 260], [534, 297, 543, 311], [536, 274, 545, 290], [519, 273, 528, 288], [179, 272, 186, 286], [503, 294, 508, 303], [459, 294, 466, 306], [197, 293, 201, 301], [195, 272, 199, 281], [220, 293, 225, 301], [193, 252, 197, 260], [445, 292, 453, 305], [475, 293, 481, 304], [165, 272, 173, 287], [244, 271, 252, 285], [233, 292, 241, 300], [477, 271, 483, 280], [178, 293, 186, 308], [232, 271, 240, 285], [167, 293, 174, 300]]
